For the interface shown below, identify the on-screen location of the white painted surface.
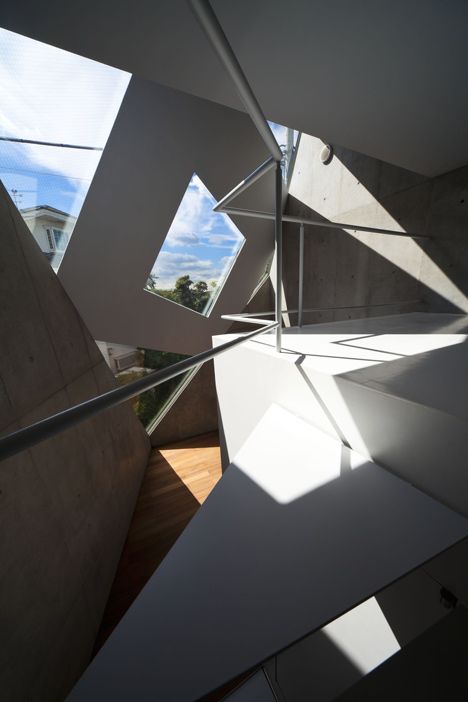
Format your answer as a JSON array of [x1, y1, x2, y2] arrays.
[[234, 404, 367, 504], [2, 1, 468, 174], [268, 568, 447, 702], [323, 597, 400, 674], [215, 313, 468, 456], [335, 608, 468, 701], [67, 406, 468, 701], [214, 313, 468, 516], [58, 77, 275, 355]]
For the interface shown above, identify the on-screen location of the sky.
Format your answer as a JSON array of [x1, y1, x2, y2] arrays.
[[0, 27, 130, 216], [150, 173, 244, 290], [0, 26, 295, 305]]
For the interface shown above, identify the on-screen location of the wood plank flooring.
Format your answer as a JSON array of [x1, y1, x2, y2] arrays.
[[95, 431, 222, 651]]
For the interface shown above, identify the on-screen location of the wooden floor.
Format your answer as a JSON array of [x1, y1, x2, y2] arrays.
[[95, 431, 222, 651]]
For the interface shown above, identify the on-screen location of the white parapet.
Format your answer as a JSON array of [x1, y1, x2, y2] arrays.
[[214, 312, 468, 518]]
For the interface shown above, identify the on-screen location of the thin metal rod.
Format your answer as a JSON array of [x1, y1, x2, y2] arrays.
[[298, 223, 304, 327], [0, 136, 103, 151], [223, 299, 422, 318], [189, 0, 282, 162], [0, 321, 278, 463], [214, 157, 276, 212], [222, 314, 276, 326], [275, 162, 283, 352], [219, 206, 430, 240]]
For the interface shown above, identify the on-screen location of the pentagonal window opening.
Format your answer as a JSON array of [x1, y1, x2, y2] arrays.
[[144, 173, 245, 317]]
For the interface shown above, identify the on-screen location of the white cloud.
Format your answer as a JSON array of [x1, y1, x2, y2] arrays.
[[164, 172, 245, 248], [164, 174, 207, 246], [167, 231, 200, 246], [220, 255, 235, 267], [203, 233, 239, 247], [151, 251, 222, 288]]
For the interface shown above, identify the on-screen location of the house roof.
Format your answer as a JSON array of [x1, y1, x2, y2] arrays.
[[20, 204, 76, 220]]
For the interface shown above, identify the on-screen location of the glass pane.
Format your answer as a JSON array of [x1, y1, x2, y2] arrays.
[[145, 173, 245, 316], [268, 121, 300, 181], [96, 341, 192, 431], [0, 27, 130, 271]]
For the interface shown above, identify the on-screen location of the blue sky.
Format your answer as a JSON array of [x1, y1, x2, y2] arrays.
[[0, 27, 129, 216], [150, 173, 245, 289], [0, 26, 294, 291]]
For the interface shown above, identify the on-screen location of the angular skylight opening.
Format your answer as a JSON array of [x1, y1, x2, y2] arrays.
[[145, 173, 245, 316], [0, 27, 130, 271]]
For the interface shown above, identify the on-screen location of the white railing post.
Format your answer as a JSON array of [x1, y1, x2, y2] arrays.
[[275, 162, 283, 352], [298, 222, 304, 328]]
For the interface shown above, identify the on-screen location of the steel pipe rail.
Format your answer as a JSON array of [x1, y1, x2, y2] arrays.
[[0, 136, 103, 151], [222, 300, 422, 319], [222, 314, 277, 326], [213, 157, 276, 212], [0, 321, 278, 463], [218, 206, 430, 240], [298, 223, 305, 327], [189, 0, 282, 162], [274, 162, 283, 351]]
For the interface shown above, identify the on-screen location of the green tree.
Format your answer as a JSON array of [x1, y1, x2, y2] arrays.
[[145, 274, 217, 314], [137, 389, 161, 427], [192, 280, 209, 312], [173, 274, 195, 308]]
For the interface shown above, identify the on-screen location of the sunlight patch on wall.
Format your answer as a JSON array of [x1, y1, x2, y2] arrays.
[[234, 404, 369, 504], [324, 597, 400, 674], [345, 224, 468, 312], [326, 148, 468, 312], [289, 134, 468, 312]]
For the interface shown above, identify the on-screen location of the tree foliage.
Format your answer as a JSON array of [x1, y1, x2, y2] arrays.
[[147, 274, 215, 314], [134, 273, 218, 427]]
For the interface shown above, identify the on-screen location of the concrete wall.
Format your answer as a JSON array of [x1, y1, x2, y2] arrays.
[[284, 135, 468, 323], [150, 361, 218, 447], [0, 183, 150, 702]]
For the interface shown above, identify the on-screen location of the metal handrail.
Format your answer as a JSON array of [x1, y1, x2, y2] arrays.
[[190, 0, 284, 353], [0, 320, 278, 463], [190, 0, 282, 162], [213, 157, 276, 212], [219, 206, 430, 240], [222, 300, 422, 320]]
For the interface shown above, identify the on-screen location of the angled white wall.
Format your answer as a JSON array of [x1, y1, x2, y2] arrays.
[[58, 77, 275, 355], [214, 313, 468, 518]]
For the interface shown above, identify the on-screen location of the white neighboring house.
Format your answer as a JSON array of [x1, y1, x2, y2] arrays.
[[95, 341, 141, 373], [21, 205, 140, 373], [20, 205, 76, 272]]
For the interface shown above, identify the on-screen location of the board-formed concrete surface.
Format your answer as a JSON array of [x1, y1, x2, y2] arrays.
[[0, 182, 150, 702]]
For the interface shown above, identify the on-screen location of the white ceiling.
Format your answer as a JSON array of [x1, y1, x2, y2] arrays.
[[1, 0, 468, 176]]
